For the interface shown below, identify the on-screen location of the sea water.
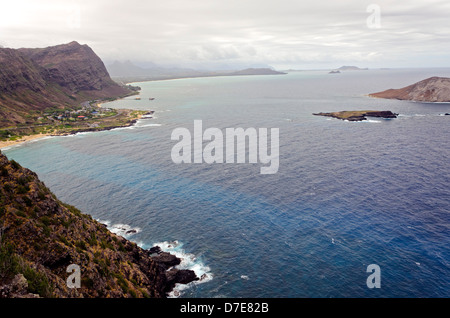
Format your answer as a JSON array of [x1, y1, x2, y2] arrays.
[[3, 68, 450, 297]]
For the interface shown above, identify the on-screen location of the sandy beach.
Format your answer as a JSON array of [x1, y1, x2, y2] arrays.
[[0, 133, 51, 150], [0, 110, 152, 151]]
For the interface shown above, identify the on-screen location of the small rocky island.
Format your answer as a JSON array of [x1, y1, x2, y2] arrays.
[[313, 110, 398, 121]]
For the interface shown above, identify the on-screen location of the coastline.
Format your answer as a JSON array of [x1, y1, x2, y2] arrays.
[[0, 152, 199, 298], [0, 110, 153, 150], [114, 70, 288, 86], [0, 133, 52, 150]]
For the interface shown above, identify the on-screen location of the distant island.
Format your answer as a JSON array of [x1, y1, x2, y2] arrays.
[[369, 77, 450, 102], [107, 60, 286, 83], [328, 66, 368, 74], [313, 110, 398, 121], [336, 66, 369, 71], [226, 68, 286, 76]]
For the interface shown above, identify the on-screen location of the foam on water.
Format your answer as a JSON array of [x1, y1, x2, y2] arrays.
[[97, 219, 141, 238], [152, 240, 213, 298], [111, 120, 162, 130]]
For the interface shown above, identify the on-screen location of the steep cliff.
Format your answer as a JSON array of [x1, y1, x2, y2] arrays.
[[0, 152, 197, 298], [0, 42, 130, 128], [369, 77, 450, 102]]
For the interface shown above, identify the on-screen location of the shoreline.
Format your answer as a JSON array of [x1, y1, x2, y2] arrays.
[[0, 133, 52, 150], [0, 110, 153, 150], [114, 71, 287, 86]]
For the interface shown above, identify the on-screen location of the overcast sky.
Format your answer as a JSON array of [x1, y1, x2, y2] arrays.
[[1, 0, 450, 70]]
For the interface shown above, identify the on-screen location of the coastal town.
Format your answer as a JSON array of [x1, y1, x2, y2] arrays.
[[39, 101, 116, 125]]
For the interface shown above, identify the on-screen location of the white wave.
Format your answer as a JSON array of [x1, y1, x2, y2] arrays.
[[240, 275, 249, 280], [60, 131, 90, 137], [398, 113, 442, 119], [92, 223, 212, 297], [97, 219, 141, 237], [346, 119, 381, 123], [112, 122, 162, 131], [152, 240, 213, 298], [137, 123, 162, 127], [111, 125, 137, 131]]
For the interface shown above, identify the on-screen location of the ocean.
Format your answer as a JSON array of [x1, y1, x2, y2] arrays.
[[3, 68, 450, 298]]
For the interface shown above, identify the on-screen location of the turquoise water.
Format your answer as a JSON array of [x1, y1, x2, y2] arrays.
[[3, 69, 450, 297]]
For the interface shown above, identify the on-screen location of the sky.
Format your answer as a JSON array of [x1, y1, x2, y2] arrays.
[[1, 0, 450, 70]]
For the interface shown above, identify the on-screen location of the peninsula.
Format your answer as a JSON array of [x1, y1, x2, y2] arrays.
[[369, 77, 450, 102], [313, 110, 398, 121]]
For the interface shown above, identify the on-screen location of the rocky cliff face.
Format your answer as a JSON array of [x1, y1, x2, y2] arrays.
[[0, 42, 130, 127], [18, 42, 125, 95], [370, 77, 450, 102], [0, 152, 197, 298]]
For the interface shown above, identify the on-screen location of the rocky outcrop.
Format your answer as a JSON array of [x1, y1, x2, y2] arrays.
[[165, 268, 198, 293], [0, 274, 39, 298], [369, 77, 450, 102], [313, 110, 398, 121], [0, 152, 197, 298], [149, 245, 199, 294], [0, 41, 130, 127]]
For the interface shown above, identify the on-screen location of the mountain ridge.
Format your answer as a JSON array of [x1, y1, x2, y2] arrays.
[[106, 60, 286, 82], [0, 41, 131, 128]]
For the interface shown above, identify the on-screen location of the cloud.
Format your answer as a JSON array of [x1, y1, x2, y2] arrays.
[[0, 0, 449, 68]]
